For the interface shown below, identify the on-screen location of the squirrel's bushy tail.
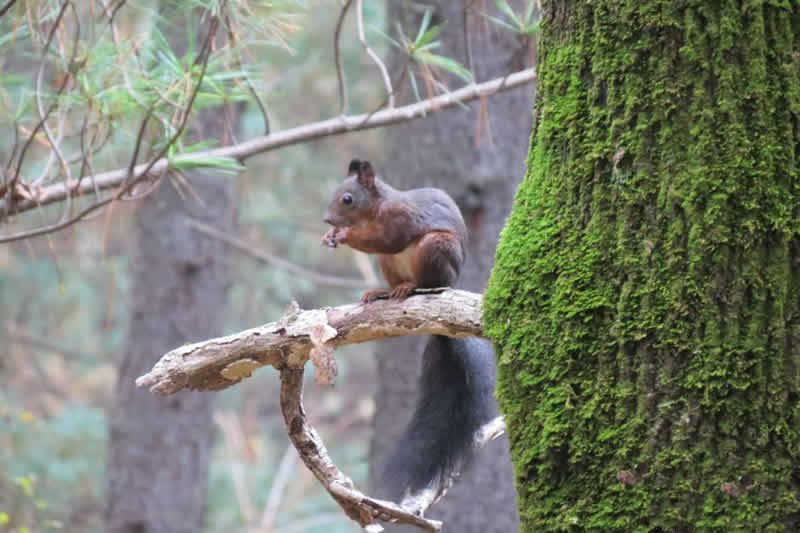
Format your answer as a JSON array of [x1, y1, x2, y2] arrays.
[[380, 335, 497, 503]]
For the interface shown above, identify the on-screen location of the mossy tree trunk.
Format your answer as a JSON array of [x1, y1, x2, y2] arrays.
[[485, 2, 799, 530]]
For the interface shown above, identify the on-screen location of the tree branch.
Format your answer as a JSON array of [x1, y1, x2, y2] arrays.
[[0, 0, 18, 18], [0, 8, 222, 243], [184, 217, 369, 289], [0, 69, 535, 218], [280, 366, 443, 532], [136, 289, 504, 531], [136, 288, 483, 394]]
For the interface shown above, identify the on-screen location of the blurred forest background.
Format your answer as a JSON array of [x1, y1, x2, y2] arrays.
[[0, 1, 535, 531]]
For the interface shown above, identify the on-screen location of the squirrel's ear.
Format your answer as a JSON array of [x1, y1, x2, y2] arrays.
[[347, 159, 361, 175], [358, 161, 376, 190]]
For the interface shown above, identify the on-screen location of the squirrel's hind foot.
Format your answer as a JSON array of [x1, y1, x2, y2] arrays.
[[361, 289, 391, 303], [390, 282, 417, 300]]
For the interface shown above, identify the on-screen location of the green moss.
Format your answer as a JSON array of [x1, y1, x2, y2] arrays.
[[485, 1, 800, 530]]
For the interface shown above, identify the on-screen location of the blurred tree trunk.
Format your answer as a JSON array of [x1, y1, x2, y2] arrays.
[[105, 170, 234, 533], [105, 15, 239, 531], [368, 2, 534, 531], [485, 2, 800, 531]]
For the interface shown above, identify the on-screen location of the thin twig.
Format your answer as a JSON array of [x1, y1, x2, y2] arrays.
[[126, 103, 157, 181], [75, 104, 102, 202], [108, 0, 126, 20], [6, 324, 92, 360], [260, 444, 298, 531], [463, 1, 476, 75], [224, 12, 271, 135], [333, 0, 353, 115], [356, 61, 409, 129], [0, 0, 18, 18], [33, 112, 68, 187], [32, 1, 79, 195], [356, 0, 394, 108], [3, 119, 20, 176], [5, 0, 71, 214], [100, 0, 155, 122], [185, 217, 369, 289]]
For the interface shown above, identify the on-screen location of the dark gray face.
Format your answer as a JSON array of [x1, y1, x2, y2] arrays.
[[323, 176, 375, 227]]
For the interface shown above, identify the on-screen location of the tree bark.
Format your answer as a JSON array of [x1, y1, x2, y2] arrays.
[[485, 2, 800, 531], [369, 2, 533, 531]]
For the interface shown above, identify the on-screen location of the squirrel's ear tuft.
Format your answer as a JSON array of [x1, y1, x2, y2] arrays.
[[347, 159, 361, 175], [357, 161, 376, 190]]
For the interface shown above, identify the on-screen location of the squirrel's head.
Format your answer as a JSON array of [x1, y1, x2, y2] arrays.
[[323, 159, 379, 227]]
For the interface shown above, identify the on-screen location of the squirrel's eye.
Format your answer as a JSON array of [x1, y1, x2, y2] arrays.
[[342, 193, 353, 205]]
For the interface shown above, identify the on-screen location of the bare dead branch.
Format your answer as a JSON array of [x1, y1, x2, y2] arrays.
[[280, 366, 443, 532], [0, 68, 536, 219], [136, 290, 506, 531], [136, 288, 482, 394], [279, 365, 505, 531]]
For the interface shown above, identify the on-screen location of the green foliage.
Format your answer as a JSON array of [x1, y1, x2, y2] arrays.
[[484, 0, 540, 37], [376, 9, 472, 101], [0, 0, 304, 184], [485, 1, 800, 531], [0, 404, 107, 531]]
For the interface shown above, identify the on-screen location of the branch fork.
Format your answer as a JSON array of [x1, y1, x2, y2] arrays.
[[137, 289, 502, 531]]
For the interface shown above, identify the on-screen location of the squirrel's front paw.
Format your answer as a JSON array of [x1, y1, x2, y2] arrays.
[[322, 227, 347, 248]]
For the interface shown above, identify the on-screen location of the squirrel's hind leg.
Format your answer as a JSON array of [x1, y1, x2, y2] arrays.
[[412, 231, 463, 288]]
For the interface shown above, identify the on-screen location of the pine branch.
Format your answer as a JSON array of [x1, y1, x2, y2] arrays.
[[0, 69, 535, 219]]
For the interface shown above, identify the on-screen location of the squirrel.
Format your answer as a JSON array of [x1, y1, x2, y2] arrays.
[[322, 159, 497, 507]]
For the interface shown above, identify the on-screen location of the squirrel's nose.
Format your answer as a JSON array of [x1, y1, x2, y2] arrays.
[[323, 216, 333, 225]]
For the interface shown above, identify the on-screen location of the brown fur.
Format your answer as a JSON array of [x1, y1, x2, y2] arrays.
[[357, 231, 462, 302], [323, 160, 467, 302], [336, 200, 423, 254]]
